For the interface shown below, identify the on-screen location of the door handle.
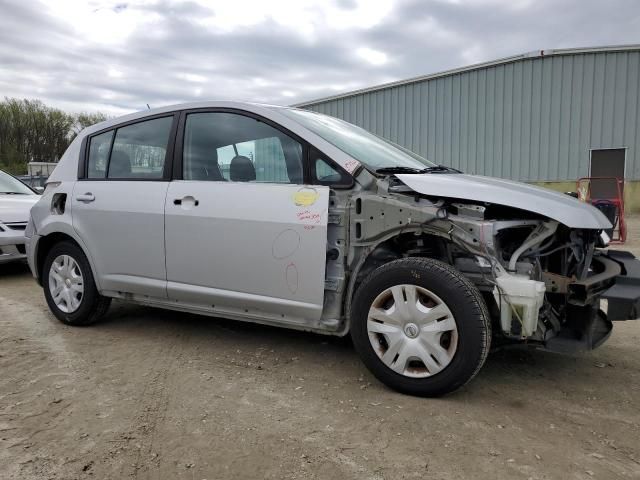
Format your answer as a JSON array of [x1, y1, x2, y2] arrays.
[[174, 196, 199, 207], [76, 193, 95, 203]]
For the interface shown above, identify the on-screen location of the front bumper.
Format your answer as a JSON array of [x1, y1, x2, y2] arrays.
[[601, 250, 640, 321], [0, 221, 27, 264], [0, 245, 27, 264], [0, 223, 26, 246], [540, 249, 638, 354]]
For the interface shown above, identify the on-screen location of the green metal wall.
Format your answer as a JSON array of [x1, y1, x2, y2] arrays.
[[302, 49, 640, 182]]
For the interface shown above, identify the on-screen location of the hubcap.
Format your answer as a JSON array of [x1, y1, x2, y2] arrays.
[[367, 284, 458, 378], [48, 254, 84, 313], [404, 323, 419, 338]]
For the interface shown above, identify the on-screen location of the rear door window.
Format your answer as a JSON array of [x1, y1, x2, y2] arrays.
[[107, 117, 174, 179]]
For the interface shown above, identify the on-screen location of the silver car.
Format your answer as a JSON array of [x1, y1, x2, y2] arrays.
[[0, 170, 39, 264], [26, 102, 640, 396]]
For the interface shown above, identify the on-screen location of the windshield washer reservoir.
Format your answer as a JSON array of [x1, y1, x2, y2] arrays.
[[493, 274, 546, 339]]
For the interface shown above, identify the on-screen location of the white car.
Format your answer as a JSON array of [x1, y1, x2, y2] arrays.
[[25, 102, 640, 396], [0, 170, 40, 264]]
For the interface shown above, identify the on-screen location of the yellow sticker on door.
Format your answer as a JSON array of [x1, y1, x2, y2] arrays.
[[293, 187, 319, 207]]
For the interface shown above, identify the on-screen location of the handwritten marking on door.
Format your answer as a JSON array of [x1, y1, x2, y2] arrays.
[[296, 209, 322, 224], [285, 262, 299, 293]]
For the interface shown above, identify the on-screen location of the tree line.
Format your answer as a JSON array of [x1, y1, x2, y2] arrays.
[[0, 98, 108, 174]]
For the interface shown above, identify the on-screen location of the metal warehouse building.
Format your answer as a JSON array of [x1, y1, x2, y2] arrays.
[[295, 45, 640, 211]]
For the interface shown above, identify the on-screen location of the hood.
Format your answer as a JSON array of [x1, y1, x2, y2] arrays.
[[0, 195, 39, 224], [395, 173, 611, 229]]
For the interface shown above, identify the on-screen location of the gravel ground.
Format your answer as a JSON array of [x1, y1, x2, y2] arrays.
[[1, 217, 639, 480]]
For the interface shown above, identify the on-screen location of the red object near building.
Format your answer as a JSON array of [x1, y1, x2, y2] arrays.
[[576, 176, 626, 243]]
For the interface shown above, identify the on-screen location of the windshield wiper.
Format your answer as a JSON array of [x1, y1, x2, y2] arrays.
[[376, 165, 462, 175], [375, 166, 429, 174], [0, 191, 28, 194], [422, 165, 462, 173]]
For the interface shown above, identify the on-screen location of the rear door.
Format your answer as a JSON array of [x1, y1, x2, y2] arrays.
[[72, 115, 177, 298], [164, 111, 329, 322]]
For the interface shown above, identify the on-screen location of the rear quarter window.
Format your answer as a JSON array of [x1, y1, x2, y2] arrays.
[[87, 131, 113, 178]]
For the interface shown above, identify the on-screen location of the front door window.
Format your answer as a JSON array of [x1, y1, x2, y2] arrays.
[[182, 112, 304, 184]]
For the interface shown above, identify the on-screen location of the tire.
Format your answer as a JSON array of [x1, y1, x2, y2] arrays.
[[350, 258, 491, 397], [43, 241, 111, 326]]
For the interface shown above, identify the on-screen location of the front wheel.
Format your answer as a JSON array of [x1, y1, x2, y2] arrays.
[[350, 258, 491, 397], [43, 241, 111, 326]]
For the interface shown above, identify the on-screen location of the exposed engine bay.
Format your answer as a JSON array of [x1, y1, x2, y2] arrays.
[[332, 173, 640, 352]]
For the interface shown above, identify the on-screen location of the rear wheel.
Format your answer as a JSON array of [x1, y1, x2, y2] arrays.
[[43, 241, 111, 326], [350, 258, 491, 397]]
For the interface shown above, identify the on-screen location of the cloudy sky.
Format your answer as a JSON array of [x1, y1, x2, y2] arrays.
[[1, 0, 639, 116]]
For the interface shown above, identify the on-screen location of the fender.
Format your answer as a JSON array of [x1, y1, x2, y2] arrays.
[[31, 210, 103, 292]]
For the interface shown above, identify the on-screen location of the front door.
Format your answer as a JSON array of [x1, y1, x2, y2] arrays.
[[164, 111, 329, 322], [72, 115, 175, 298]]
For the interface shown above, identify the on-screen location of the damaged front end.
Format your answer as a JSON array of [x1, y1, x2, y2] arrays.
[[347, 175, 640, 353], [435, 210, 629, 353], [480, 219, 639, 353]]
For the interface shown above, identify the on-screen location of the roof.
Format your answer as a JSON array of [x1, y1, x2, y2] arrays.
[[81, 101, 276, 136], [292, 44, 640, 107]]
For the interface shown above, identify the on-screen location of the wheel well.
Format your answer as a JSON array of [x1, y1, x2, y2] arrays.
[[36, 233, 82, 285], [353, 232, 450, 296], [347, 232, 501, 338]]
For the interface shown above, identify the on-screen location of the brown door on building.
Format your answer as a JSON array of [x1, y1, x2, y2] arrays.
[[589, 148, 625, 199]]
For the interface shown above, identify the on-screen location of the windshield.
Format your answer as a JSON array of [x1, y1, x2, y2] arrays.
[[0, 171, 34, 195], [276, 107, 436, 171]]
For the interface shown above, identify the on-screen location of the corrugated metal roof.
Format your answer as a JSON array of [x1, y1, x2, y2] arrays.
[[293, 44, 640, 107], [301, 48, 640, 182]]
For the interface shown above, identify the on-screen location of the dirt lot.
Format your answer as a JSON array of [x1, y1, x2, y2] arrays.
[[1, 218, 639, 480]]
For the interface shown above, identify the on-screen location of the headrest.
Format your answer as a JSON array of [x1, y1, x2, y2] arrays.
[[229, 155, 256, 182], [109, 150, 132, 177]]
